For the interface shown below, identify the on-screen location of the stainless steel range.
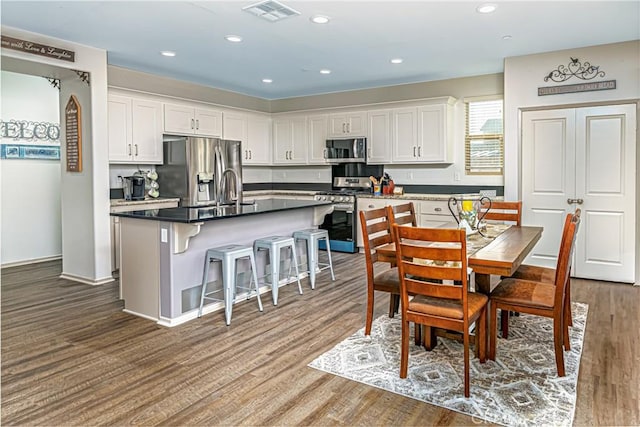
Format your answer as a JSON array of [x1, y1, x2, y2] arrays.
[[314, 175, 378, 253]]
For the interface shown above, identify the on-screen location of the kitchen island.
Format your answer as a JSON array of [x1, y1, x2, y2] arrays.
[[111, 198, 333, 326]]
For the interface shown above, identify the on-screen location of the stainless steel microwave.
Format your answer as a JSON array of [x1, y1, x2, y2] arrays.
[[325, 137, 367, 163]]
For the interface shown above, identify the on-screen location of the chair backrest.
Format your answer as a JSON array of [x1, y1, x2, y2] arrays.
[[552, 209, 581, 314], [359, 207, 394, 279], [392, 224, 469, 314], [482, 200, 522, 226], [387, 202, 417, 241]]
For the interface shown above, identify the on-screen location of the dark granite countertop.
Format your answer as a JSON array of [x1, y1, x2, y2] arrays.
[[110, 198, 332, 223]]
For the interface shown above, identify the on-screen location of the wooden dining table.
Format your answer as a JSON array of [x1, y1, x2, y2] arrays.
[[376, 224, 543, 296]]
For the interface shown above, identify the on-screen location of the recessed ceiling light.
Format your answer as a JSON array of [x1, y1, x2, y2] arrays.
[[502, 35, 512, 40], [476, 3, 497, 13], [390, 58, 403, 64], [262, 78, 273, 83], [160, 51, 176, 57], [310, 15, 330, 24], [320, 69, 331, 74], [225, 35, 243, 43]]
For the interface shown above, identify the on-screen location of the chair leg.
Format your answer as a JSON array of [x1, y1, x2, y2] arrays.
[[365, 286, 374, 336], [553, 316, 566, 377], [563, 298, 571, 351], [400, 319, 410, 378], [566, 278, 573, 327], [388, 294, 397, 318], [414, 323, 422, 346], [500, 309, 510, 339], [478, 307, 487, 363], [489, 303, 498, 361], [423, 326, 437, 351], [463, 328, 470, 398]]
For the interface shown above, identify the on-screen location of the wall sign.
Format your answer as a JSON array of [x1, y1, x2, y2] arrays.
[[538, 80, 617, 96], [0, 120, 61, 142], [65, 95, 82, 172], [0, 144, 60, 160], [1, 35, 75, 62]]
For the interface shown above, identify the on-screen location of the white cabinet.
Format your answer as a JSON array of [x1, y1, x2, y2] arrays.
[[307, 114, 329, 165], [367, 109, 392, 164], [223, 111, 272, 165], [164, 103, 222, 137], [418, 200, 451, 228], [108, 94, 163, 164], [356, 197, 418, 248], [390, 100, 454, 164], [328, 112, 367, 137], [273, 116, 307, 165]]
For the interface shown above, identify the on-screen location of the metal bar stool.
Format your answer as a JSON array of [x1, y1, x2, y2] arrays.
[[198, 244, 263, 325], [293, 228, 335, 290], [254, 235, 303, 305]]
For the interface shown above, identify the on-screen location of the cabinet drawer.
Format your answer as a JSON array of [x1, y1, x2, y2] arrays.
[[419, 200, 449, 216]]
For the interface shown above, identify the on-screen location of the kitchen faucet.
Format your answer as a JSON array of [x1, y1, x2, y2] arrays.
[[220, 168, 241, 209]]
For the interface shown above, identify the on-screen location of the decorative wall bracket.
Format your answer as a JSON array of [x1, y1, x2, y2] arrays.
[[45, 77, 60, 90], [543, 57, 605, 83], [73, 70, 90, 86], [173, 222, 202, 254]]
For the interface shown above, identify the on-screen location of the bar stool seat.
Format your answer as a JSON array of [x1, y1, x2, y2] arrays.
[[254, 235, 303, 305], [293, 228, 335, 290], [198, 244, 263, 325]]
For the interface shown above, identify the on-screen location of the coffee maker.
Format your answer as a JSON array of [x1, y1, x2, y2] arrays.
[[123, 176, 145, 201]]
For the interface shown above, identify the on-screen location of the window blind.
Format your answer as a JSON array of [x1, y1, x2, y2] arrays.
[[465, 99, 504, 175]]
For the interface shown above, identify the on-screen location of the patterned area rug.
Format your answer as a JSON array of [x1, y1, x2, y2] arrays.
[[309, 303, 588, 426]]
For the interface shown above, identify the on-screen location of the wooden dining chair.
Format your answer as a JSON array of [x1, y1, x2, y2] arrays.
[[501, 209, 581, 338], [359, 207, 401, 336], [393, 224, 488, 398], [387, 202, 417, 241], [481, 200, 522, 225], [489, 211, 580, 377]]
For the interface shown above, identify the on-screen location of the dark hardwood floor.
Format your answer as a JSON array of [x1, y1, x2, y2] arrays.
[[2, 254, 638, 426]]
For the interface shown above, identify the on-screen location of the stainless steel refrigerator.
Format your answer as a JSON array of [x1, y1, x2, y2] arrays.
[[157, 135, 243, 207]]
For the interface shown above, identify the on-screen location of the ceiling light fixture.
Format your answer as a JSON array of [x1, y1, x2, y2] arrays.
[[502, 35, 512, 40], [160, 51, 176, 57], [390, 58, 403, 64], [225, 35, 243, 43], [262, 78, 273, 83], [320, 69, 331, 74], [476, 3, 497, 14], [310, 15, 330, 24]]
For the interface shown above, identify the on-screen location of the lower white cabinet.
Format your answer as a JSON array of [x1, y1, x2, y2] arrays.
[[108, 94, 163, 164], [356, 197, 416, 248], [418, 200, 451, 227]]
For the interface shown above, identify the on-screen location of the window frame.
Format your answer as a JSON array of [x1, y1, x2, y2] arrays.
[[464, 97, 504, 176]]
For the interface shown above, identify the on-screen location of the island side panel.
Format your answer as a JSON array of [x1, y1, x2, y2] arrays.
[[164, 208, 319, 319], [120, 217, 160, 320]]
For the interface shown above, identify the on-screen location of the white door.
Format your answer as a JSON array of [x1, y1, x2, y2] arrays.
[[194, 108, 222, 137], [307, 114, 328, 164], [367, 109, 391, 164], [522, 104, 636, 282], [131, 99, 163, 163], [391, 107, 418, 163]]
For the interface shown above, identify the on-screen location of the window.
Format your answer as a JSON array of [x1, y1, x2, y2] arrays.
[[465, 99, 504, 175]]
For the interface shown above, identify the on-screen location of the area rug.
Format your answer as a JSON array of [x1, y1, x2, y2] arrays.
[[309, 303, 588, 426]]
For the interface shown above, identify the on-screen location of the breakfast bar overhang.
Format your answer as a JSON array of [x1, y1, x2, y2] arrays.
[[111, 199, 333, 327]]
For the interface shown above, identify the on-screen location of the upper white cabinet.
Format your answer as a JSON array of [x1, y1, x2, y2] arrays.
[[328, 112, 367, 137], [273, 116, 307, 165], [223, 111, 271, 165], [164, 103, 222, 137], [391, 98, 454, 164], [108, 93, 163, 164], [367, 109, 392, 164], [307, 114, 329, 165]]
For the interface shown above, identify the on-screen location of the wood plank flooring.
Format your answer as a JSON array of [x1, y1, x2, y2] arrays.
[[2, 254, 639, 426]]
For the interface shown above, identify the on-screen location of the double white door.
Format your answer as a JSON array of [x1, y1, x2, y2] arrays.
[[522, 104, 636, 283]]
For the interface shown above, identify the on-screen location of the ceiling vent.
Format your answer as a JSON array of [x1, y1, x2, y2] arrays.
[[242, 0, 301, 22]]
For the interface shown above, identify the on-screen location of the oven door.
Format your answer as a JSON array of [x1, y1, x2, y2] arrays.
[[318, 204, 356, 253]]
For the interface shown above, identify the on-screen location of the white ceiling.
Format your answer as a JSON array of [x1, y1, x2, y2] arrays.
[[2, 1, 638, 100]]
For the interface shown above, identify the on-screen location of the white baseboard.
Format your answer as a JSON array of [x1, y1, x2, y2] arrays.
[[59, 272, 115, 286], [1, 255, 62, 268]]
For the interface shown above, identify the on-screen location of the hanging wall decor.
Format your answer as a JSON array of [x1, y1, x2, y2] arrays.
[[538, 57, 615, 96], [65, 95, 82, 172], [1, 35, 75, 62]]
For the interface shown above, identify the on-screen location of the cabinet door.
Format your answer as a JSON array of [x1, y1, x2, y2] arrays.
[[132, 99, 163, 164], [223, 112, 247, 142], [108, 95, 133, 162], [164, 103, 195, 135], [417, 104, 450, 162], [346, 112, 366, 135], [246, 114, 271, 165], [367, 110, 391, 164], [272, 118, 291, 164], [307, 114, 328, 164], [328, 115, 347, 137], [289, 117, 308, 164], [391, 107, 418, 163], [195, 108, 222, 137]]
